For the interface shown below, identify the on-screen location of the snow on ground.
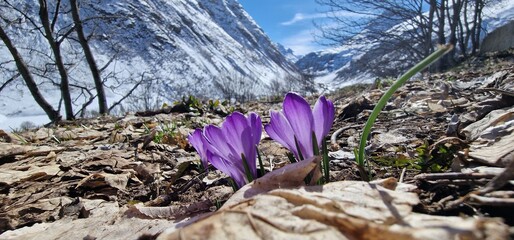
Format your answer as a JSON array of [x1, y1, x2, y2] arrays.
[[0, 114, 50, 132], [0, 114, 6, 126], [315, 71, 375, 93], [483, 0, 514, 29]]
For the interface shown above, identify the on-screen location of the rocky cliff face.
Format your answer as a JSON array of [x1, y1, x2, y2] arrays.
[[481, 20, 514, 53]]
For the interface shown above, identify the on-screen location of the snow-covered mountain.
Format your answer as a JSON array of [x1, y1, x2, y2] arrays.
[[295, 46, 357, 76], [0, 0, 299, 128], [297, 0, 514, 89], [276, 43, 300, 63]]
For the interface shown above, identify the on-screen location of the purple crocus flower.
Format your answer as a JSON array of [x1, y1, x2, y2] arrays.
[[188, 129, 209, 169], [188, 112, 262, 188], [265, 92, 335, 160]]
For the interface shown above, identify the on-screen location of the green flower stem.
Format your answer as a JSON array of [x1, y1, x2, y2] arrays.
[[294, 137, 305, 161], [356, 45, 453, 180], [322, 139, 330, 183], [241, 154, 254, 183], [256, 146, 265, 177], [311, 132, 320, 156], [287, 153, 297, 163], [229, 178, 238, 192]]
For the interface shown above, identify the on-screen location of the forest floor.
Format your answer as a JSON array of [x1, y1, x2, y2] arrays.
[[1, 49, 513, 239]]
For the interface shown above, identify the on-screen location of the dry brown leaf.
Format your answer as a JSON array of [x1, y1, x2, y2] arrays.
[[82, 153, 132, 169], [24, 146, 64, 158], [156, 155, 507, 240], [0, 164, 61, 186], [158, 180, 507, 240], [0, 143, 31, 159], [0, 130, 16, 143], [133, 162, 158, 183], [125, 200, 212, 220], [462, 107, 514, 141], [463, 106, 514, 166], [32, 128, 54, 141], [1, 200, 177, 240], [76, 172, 130, 191], [427, 101, 447, 113], [222, 156, 321, 208]]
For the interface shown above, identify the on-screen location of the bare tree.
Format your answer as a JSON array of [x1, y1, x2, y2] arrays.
[[267, 79, 287, 99], [37, 0, 74, 119], [316, 0, 439, 76], [121, 73, 164, 112], [0, 24, 61, 122], [1, 0, 207, 119], [285, 74, 317, 95], [316, 0, 495, 73], [0, 0, 132, 119], [265, 74, 316, 100], [213, 71, 258, 103], [69, 0, 107, 114]]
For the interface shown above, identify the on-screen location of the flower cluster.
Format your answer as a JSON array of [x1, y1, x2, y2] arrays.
[[188, 112, 262, 188], [265, 93, 335, 161], [188, 92, 334, 188]]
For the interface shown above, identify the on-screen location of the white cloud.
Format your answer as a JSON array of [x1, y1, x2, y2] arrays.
[[281, 11, 369, 26], [281, 12, 327, 26], [281, 29, 324, 55], [279, 10, 370, 55]]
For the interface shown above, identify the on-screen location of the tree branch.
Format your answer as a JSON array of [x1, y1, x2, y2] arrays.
[[0, 73, 19, 92], [108, 73, 147, 113]]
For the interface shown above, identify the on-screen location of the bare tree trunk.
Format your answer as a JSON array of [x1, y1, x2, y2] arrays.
[[446, 0, 462, 66], [436, 0, 448, 71], [448, 0, 461, 46], [38, 0, 74, 120], [70, 0, 108, 115], [427, 0, 436, 56], [314, 0, 493, 74], [421, 0, 437, 72], [458, 0, 469, 58], [472, 0, 484, 55], [437, 0, 447, 46], [0, 25, 61, 123]]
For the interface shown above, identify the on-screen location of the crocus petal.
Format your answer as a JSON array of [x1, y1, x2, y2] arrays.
[[221, 112, 249, 158], [283, 92, 314, 159], [222, 112, 259, 177], [188, 129, 208, 168], [240, 127, 257, 176], [202, 112, 261, 185], [247, 112, 262, 146], [312, 96, 336, 147], [203, 125, 236, 161], [265, 110, 298, 157], [247, 112, 262, 176], [207, 151, 246, 188]]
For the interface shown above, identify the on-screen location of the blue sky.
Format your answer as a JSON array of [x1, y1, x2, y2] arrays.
[[239, 0, 328, 55]]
